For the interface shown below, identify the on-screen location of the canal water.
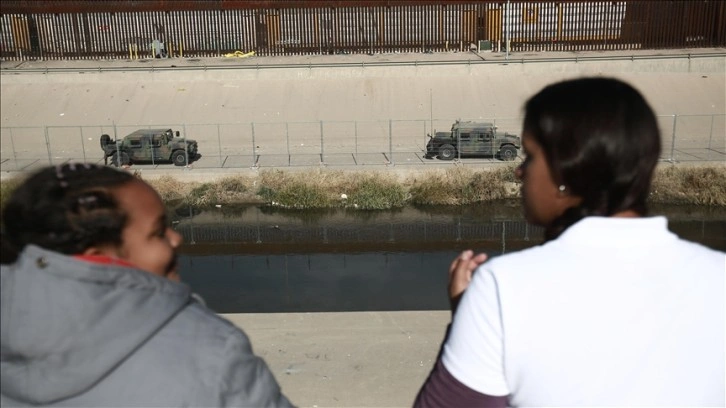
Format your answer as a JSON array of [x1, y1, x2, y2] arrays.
[[175, 202, 726, 313]]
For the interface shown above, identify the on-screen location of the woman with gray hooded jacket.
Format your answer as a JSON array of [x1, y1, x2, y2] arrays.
[[1, 163, 293, 407]]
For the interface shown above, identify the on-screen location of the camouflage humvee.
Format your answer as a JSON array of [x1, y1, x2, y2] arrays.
[[424, 120, 521, 161], [100, 129, 199, 167]]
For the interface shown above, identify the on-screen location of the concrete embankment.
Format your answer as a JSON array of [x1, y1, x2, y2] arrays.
[[2, 49, 724, 129]]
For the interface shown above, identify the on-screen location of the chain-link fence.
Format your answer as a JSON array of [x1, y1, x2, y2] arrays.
[[1, 114, 723, 173], [177, 217, 542, 249]]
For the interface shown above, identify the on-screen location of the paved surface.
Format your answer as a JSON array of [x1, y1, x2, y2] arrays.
[[2, 48, 725, 407]]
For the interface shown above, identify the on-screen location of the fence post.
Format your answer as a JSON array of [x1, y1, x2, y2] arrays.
[[354, 121, 358, 161], [320, 120, 324, 165], [494, 116, 499, 157], [669, 114, 677, 163], [79, 126, 87, 162], [113, 122, 120, 166], [423, 120, 427, 153], [389, 119, 394, 165], [251, 122, 257, 168], [150, 137, 156, 167], [44, 126, 52, 165], [457, 123, 461, 161], [708, 114, 715, 150], [181, 124, 189, 167], [149, 126, 155, 166], [430, 87, 434, 129], [183, 126, 190, 167], [501, 221, 506, 254], [286, 122, 290, 166], [188, 207, 196, 245], [217, 124, 222, 168], [9, 128, 19, 171]]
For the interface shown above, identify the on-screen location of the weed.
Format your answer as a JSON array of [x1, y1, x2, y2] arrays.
[[409, 168, 470, 206], [257, 186, 277, 202], [273, 183, 331, 208], [188, 183, 214, 206], [147, 175, 194, 203], [258, 169, 336, 208], [651, 166, 726, 206], [409, 166, 518, 206], [348, 177, 407, 210], [462, 171, 508, 203], [0, 165, 723, 213], [218, 176, 248, 193]]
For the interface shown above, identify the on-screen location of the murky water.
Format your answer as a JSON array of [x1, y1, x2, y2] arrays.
[[176, 202, 726, 313]]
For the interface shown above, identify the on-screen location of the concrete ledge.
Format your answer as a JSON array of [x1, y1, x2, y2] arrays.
[[2, 54, 724, 84]]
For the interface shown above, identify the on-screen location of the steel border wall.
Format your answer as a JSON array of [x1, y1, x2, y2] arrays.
[[1, 1, 725, 61]]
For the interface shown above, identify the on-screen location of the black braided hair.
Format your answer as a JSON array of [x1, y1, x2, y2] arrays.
[[522, 78, 661, 241], [1, 163, 136, 263]]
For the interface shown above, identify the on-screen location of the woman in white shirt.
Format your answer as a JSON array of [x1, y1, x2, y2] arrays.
[[415, 77, 725, 407]]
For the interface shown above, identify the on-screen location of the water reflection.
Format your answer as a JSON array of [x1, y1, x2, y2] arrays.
[[179, 250, 476, 313], [176, 203, 726, 313]]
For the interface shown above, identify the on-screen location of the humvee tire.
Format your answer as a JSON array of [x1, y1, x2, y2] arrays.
[[172, 150, 188, 166], [439, 144, 456, 160], [110, 152, 130, 167], [499, 145, 518, 161]]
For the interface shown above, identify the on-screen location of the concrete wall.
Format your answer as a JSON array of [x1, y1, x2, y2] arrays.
[[2, 52, 724, 131]]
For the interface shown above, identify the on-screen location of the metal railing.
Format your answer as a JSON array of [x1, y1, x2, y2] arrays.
[[1, 114, 723, 173]]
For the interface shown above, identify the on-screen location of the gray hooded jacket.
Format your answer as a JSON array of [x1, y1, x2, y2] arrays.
[[1, 245, 292, 407]]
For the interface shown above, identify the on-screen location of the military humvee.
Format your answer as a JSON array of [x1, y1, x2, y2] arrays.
[[424, 120, 520, 161], [100, 128, 199, 167]]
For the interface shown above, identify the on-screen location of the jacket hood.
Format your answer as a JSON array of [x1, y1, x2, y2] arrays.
[[1, 245, 191, 404]]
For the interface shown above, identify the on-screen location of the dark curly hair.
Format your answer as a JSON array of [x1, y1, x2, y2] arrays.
[[522, 77, 661, 241], [1, 163, 136, 263]]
